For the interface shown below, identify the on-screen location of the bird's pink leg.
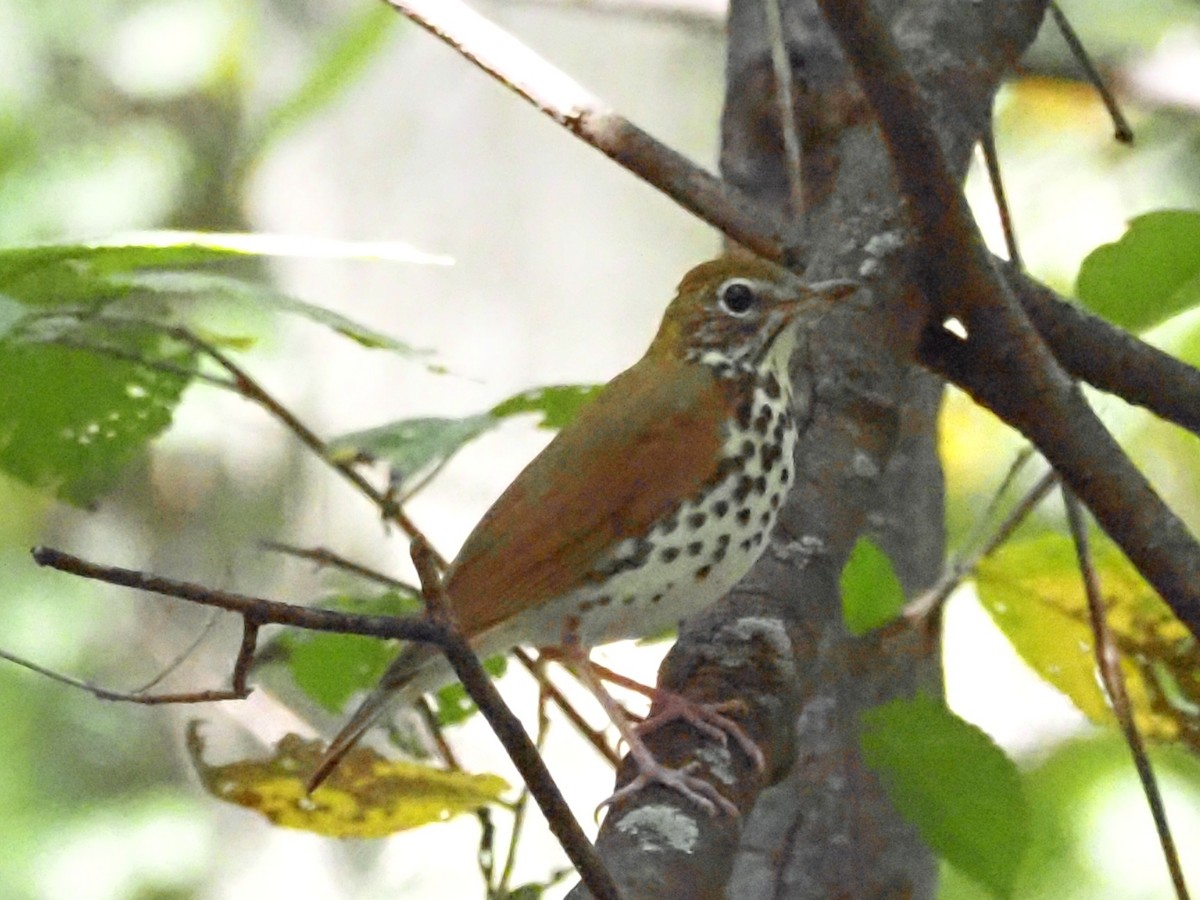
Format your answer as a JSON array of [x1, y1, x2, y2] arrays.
[[570, 655, 739, 817], [585, 659, 766, 773]]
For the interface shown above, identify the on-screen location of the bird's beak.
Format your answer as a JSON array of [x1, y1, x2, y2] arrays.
[[807, 278, 859, 303]]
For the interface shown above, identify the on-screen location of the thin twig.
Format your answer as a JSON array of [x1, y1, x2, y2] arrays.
[[479, 805, 498, 894], [514, 649, 621, 767], [416, 696, 465, 770], [381, 0, 791, 262], [1063, 491, 1190, 899], [162, 327, 449, 571], [1049, 2, 1134, 144], [763, 0, 805, 225], [904, 468, 1058, 622], [260, 540, 420, 594], [408, 538, 622, 900], [129, 610, 222, 693], [0, 646, 249, 705], [979, 124, 1022, 268], [31, 546, 446, 644], [962, 447, 1037, 557]]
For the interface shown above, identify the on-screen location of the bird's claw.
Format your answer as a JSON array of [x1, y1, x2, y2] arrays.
[[636, 692, 766, 773], [597, 759, 738, 818]]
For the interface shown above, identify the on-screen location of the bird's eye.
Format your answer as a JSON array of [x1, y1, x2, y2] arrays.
[[718, 279, 758, 316]]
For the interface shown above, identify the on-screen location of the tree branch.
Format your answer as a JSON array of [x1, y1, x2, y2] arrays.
[[815, 0, 1200, 640], [408, 538, 624, 900], [1006, 267, 1200, 437], [30, 542, 623, 899], [30, 546, 447, 644]]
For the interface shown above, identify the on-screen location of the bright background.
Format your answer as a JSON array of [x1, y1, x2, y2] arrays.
[[2, 0, 1199, 897]]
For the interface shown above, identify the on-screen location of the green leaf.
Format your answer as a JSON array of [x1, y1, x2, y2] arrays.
[[0, 328, 194, 505], [1075, 209, 1200, 332], [490, 384, 604, 429], [110, 269, 426, 353], [250, 6, 400, 157], [331, 384, 603, 495], [976, 533, 1199, 752], [330, 414, 495, 491], [287, 633, 398, 714], [860, 696, 1029, 898], [0, 232, 450, 281], [434, 656, 508, 727], [840, 537, 905, 635], [272, 591, 423, 713], [0, 294, 25, 339]]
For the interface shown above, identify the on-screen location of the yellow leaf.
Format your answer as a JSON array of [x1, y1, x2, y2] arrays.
[[186, 723, 509, 838], [975, 534, 1199, 750]]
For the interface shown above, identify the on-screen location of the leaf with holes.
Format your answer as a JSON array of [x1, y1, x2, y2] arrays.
[[0, 325, 195, 505], [861, 696, 1029, 898]]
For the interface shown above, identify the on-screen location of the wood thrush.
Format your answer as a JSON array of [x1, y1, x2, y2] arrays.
[[308, 257, 854, 810]]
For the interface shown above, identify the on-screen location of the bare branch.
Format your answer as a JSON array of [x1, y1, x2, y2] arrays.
[[817, 0, 1200, 641], [30, 546, 447, 644], [0, 645, 248, 705], [1048, 1, 1134, 143], [382, 0, 793, 264], [764, 0, 805, 224], [1062, 492, 1191, 900], [979, 125, 1022, 268], [408, 538, 623, 900]]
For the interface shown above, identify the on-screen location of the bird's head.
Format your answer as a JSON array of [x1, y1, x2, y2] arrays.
[[651, 256, 856, 373]]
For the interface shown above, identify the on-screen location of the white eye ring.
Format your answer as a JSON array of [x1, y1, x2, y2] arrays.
[[718, 278, 758, 316]]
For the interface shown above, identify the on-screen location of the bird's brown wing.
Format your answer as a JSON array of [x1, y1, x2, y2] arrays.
[[446, 356, 733, 637]]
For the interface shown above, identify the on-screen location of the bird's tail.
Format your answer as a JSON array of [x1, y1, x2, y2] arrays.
[[306, 641, 442, 793]]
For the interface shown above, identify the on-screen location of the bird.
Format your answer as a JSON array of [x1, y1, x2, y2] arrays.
[[307, 256, 854, 812]]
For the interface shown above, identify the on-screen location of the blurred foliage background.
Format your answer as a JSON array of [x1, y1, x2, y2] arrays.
[[1, 0, 1199, 897]]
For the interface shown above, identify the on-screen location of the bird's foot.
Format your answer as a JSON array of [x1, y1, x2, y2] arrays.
[[599, 754, 738, 817], [579, 658, 765, 772], [635, 689, 766, 773]]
